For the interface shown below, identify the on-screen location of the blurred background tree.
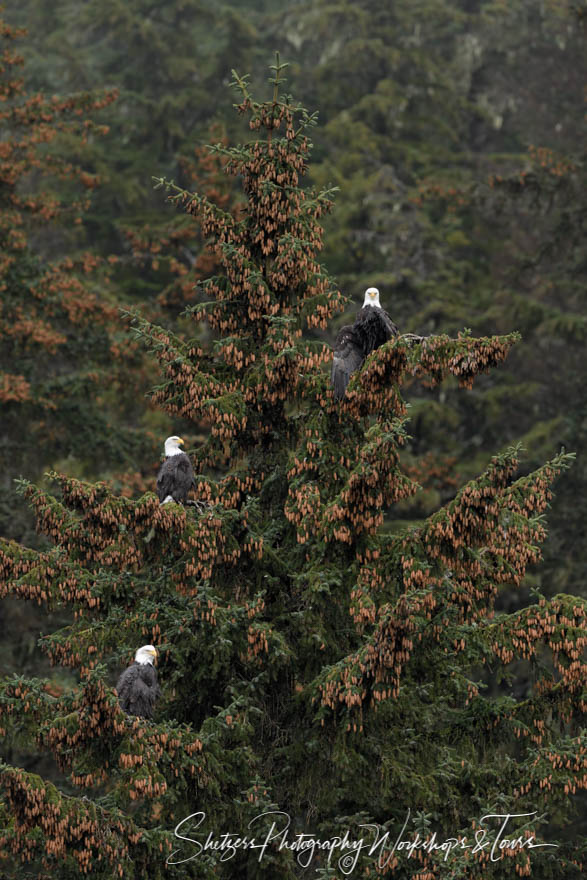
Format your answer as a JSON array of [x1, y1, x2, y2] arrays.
[[0, 17, 169, 691]]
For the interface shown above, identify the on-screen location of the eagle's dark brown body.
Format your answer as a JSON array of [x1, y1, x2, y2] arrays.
[[116, 661, 161, 719], [332, 304, 398, 399], [156, 452, 195, 504]]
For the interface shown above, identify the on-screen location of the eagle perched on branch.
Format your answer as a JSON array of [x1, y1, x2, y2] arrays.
[[331, 287, 398, 399], [156, 435, 196, 505], [116, 644, 161, 719]]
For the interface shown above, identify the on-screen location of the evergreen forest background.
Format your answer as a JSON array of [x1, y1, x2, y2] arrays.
[[0, 1, 585, 877]]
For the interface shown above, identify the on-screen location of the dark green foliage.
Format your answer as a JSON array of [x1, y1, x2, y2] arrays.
[[284, 0, 587, 598], [8, 0, 265, 266], [1, 60, 585, 879], [0, 19, 159, 547]]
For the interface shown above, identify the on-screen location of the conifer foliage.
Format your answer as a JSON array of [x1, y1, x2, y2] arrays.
[[0, 17, 152, 544], [1, 59, 585, 879]]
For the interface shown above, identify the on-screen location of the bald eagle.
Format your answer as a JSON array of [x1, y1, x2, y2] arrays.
[[157, 436, 195, 505], [116, 644, 161, 719], [331, 287, 399, 400]]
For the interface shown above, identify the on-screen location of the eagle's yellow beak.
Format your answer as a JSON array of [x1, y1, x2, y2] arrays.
[[178, 438, 185, 446]]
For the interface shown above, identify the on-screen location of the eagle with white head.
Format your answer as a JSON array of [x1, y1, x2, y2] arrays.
[[331, 287, 399, 399], [116, 644, 161, 719], [156, 435, 196, 505]]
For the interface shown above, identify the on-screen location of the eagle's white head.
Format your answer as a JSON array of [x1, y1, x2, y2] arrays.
[[135, 644, 158, 666], [363, 287, 381, 308], [164, 435, 185, 457]]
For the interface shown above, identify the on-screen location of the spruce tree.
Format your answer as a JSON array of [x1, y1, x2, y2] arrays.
[[7, 0, 262, 272], [288, 0, 587, 598], [1, 59, 585, 879], [0, 16, 155, 546], [0, 17, 160, 691]]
